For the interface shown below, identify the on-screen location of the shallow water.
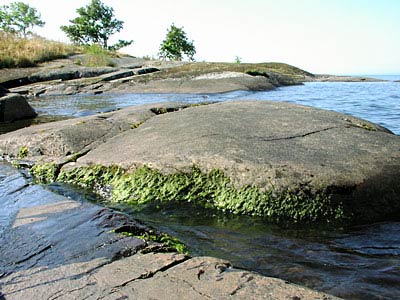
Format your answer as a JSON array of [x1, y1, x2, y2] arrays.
[[243, 82, 400, 135], [2, 81, 400, 299], [45, 179, 400, 300]]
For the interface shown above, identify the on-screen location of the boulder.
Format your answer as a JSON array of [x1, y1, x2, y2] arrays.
[[1, 101, 399, 225], [70, 101, 400, 225], [0, 93, 37, 123]]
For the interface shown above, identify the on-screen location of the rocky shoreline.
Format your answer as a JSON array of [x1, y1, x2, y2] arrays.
[[1, 58, 398, 300], [0, 55, 384, 98]]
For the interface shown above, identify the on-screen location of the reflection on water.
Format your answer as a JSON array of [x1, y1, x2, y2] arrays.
[[46, 182, 400, 300]]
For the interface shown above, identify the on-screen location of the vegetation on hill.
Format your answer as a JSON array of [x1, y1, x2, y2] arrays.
[[159, 24, 196, 61], [0, 32, 79, 68], [0, 1, 44, 37]]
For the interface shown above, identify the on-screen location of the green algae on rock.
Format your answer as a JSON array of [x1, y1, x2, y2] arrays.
[[55, 164, 345, 225], [31, 162, 60, 183], [117, 229, 189, 254], [17, 145, 29, 159]]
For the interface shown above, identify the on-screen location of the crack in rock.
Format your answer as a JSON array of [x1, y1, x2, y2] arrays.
[[254, 126, 340, 142], [199, 126, 339, 143], [7, 183, 30, 195], [15, 244, 52, 264], [47, 289, 64, 300], [167, 274, 215, 300], [229, 272, 255, 296], [115, 256, 190, 288]]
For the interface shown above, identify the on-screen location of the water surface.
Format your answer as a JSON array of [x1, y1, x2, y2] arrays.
[[25, 81, 400, 134]]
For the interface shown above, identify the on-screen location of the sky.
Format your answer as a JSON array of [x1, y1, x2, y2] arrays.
[[1, 0, 399, 75]]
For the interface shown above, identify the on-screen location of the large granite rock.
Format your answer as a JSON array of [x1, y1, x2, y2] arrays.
[[1, 101, 399, 225], [112, 71, 276, 93], [0, 93, 37, 122], [0, 162, 341, 300]]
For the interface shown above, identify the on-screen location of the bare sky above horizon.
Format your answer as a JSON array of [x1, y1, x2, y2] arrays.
[[2, 0, 399, 75]]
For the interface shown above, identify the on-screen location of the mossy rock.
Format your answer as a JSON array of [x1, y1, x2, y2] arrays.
[[31, 163, 59, 184], [55, 165, 344, 225]]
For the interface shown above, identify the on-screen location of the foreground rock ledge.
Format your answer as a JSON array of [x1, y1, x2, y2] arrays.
[[1, 100, 400, 224], [0, 163, 341, 300]]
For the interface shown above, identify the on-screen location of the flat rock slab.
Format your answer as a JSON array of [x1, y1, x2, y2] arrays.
[[0, 102, 190, 159], [0, 163, 341, 300]]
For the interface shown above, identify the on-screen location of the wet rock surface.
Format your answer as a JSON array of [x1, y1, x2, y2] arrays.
[[0, 163, 341, 300]]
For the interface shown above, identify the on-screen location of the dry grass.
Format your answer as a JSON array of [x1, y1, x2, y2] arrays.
[[78, 44, 116, 67], [0, 32, 80, 68]]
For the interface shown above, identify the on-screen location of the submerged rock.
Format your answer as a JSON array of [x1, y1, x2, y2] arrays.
[[1, 101, 399, 225]]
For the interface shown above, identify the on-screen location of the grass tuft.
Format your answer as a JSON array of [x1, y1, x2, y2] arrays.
[[81, 44, 116, 67]]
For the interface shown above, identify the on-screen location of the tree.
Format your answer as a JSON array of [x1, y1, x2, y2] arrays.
[[60, 0, 132, 50], [0, 2, 45, 37], [159, 24, 196, 61]]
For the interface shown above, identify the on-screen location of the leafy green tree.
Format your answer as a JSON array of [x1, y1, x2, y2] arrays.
[[159, 24, 196, 61], [60, 0, 132, 50], [0, 2, 45, 37]]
